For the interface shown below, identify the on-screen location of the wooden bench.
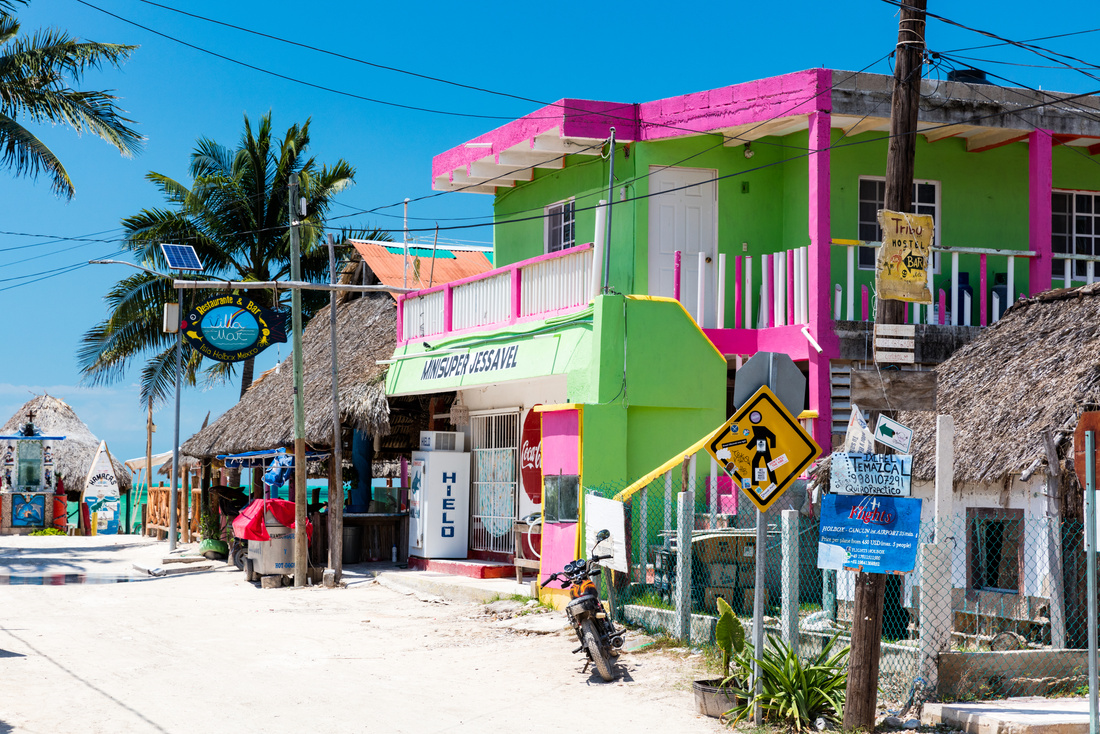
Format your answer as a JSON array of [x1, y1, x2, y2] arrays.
[[513, 520, 541, 584]]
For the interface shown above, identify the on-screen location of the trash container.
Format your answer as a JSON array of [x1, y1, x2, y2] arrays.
[[342, 526, 363, 565], [247, 510, 296, 575]]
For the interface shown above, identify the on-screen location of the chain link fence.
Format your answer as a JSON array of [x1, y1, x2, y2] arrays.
[[584, 468, 1095, 708]]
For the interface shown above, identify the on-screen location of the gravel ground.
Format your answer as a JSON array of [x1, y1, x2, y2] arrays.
[[0, 536, 725, 734]]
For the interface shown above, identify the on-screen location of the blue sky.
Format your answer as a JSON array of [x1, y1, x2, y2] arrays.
[[4, 0, 1100, 468]]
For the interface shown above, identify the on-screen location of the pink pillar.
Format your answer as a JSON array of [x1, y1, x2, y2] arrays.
[[787, 248, 795, 324], [510, 266, 522, 324], [979, 254, 988, 326], [673, 250, 682, 302], [807, 105, 835, 447], [939, 289, 947, 325], [861, 286, 869, 321], [1029, 129, 1053, 295], [443, 284, 454, 334], [396, 294, 405, 343], [734, 255, 743, 329], [903, 303, 909, 322]]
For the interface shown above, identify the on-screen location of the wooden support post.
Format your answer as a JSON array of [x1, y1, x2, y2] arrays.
[[846, 2, 926, 730], [1044, 430, 1067, 648], [182, 467, 191, 543]]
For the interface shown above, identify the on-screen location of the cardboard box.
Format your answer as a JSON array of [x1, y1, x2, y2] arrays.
[[697, 536, 743, 563], [707, 563, 738, 587], [742, 587, 769, 613], [705, 586, 739, 613]]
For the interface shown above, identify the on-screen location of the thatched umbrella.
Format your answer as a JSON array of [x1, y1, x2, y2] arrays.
[[182, 294, 394, 458], [900, 282, 1100, 485], [0, 394, 132, 493]]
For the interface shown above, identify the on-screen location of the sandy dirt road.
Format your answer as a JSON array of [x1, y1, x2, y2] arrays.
[[0, 537, 724, 734]]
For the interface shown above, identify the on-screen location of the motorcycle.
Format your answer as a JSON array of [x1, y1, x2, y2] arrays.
[[541, 528, 625, 682]]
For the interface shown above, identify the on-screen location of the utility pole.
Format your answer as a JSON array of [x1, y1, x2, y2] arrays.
[[289, 174, 308, 587], [844, 2, 926, 730], [326, 232, 344, 582], [168, 283, 183, 552]]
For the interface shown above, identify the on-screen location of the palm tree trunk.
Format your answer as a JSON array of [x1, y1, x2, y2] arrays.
[[239, 356, 256, 399]]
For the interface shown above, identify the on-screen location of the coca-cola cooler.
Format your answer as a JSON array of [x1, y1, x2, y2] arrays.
[[408, 432, 470, 559]]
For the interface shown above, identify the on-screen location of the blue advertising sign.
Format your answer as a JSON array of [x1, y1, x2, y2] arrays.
[[183, 294, 288, 363], [817, 494, 922, 574]]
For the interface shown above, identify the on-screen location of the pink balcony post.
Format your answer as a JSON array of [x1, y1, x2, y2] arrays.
[[903, 303, 909, 322], [673, 250, 682, 302], [939, 289, 947, 325], [734, 255, 743, 329], [396, 294, 405, 343], [443, 284, 454, 334], [979, 254, 988, 326], [1029, 129, 1054, 295], [510, 266, 522, 324], [861, 285, 869, 322], [787, 248, 795, 324]]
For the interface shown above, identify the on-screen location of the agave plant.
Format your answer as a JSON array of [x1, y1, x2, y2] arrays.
[[725, 633, 849, 732]]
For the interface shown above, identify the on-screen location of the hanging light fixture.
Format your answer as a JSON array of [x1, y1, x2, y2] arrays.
[[449, 393, 469, 427]]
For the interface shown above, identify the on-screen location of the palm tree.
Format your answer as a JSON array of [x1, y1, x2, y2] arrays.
[[78, 112, 385, 407], [0, 0, 142, 198]]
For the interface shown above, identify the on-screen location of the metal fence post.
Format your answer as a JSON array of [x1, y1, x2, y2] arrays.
[[918, 541, 951, 692], [781, 509, 800, 655], [675, 489, 693, 641]]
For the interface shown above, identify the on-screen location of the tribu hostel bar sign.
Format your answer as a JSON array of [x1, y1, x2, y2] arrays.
[[818, 494, 922, 574], [876, 210, 934, 304]]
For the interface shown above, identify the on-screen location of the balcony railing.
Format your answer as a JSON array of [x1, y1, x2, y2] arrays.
[[397, 243, 594, 345]]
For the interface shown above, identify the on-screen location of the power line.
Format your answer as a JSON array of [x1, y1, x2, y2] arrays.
[[74, 0, 550, 121], [942, 27, 1100, 54]]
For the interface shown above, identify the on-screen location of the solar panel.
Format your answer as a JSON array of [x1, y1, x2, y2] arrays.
[[160, 243, 204, 271]]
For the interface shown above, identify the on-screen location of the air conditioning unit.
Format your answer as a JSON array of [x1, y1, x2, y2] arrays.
[[419, 431, 465, 452]]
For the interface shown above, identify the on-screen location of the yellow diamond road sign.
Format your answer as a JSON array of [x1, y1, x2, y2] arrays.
[[706, 385, 822, 513]]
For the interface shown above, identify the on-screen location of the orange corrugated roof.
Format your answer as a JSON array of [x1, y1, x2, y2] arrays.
[[352, 241, 493, 292]]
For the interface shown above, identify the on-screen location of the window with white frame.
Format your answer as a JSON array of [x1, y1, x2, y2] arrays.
[[545, 199, 575, 253], [857, 177, 940, 271], [1052, 190, 1100, 278]]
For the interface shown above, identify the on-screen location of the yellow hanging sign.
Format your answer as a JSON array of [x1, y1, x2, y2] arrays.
[[876, 209, 934, 304]]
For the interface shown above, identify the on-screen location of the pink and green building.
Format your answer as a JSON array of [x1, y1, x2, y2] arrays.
[[384, 68, 1100, 579]]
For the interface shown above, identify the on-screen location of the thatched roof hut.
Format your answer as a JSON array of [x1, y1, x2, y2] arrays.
[[0, 394, 131, 491], [181, 294, 395, 458], [901, 283, 1100, 485]]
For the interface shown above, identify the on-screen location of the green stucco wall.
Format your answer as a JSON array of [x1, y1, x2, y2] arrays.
[[491, 127, 1100, 327]]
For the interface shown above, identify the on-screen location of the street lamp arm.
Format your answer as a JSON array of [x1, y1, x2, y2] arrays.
[[88, 259, 166, 279]]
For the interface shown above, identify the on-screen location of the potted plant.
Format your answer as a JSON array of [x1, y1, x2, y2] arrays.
[[693, 597, 747, 718], [198, 508, 228, 560]]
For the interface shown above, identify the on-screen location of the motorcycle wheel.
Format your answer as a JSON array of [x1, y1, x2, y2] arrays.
[[581, 618, 614, 682]]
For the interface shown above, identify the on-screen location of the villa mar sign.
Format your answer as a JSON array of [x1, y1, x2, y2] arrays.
[[183, 294, 288, 363]]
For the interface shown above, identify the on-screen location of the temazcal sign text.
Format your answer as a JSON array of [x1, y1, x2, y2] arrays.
[[829, 453, 912, 496], [184, 295, 288, 363], [817, 494, 922, 574]]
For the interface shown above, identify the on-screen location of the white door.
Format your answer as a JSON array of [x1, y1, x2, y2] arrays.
[[648, 166, 718, 327]]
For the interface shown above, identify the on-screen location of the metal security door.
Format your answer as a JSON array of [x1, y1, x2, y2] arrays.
[[469, 411, 519, 554]]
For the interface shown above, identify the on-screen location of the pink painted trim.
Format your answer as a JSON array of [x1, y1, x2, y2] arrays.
[[1028, 130, 1053, 295], [734, 256, 743, 329], [673, 251, 682, 302], [979, 254, 988, 327], [903, 303, 909, 322], [703, 325, 814, 362], [768, 260, 776, 328], [396, 243, 594, 346], [861, 286, 869, 322], [939, 289, 947, 325], [807, 106, 836, 447], [511, 267, 522, 321], [396, 293, 405, 343], [786, 248, 795, 324], [443, 284, 454, 333]]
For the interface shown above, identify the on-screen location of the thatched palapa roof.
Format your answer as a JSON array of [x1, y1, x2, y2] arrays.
[[1, 394, 132, 491], [181, 295, 394, 458], [901, 283, 1100, 484]]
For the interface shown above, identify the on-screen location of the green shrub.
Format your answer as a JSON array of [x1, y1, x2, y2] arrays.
[[724, 634, 849, 732], [29, 528, 65, 536]]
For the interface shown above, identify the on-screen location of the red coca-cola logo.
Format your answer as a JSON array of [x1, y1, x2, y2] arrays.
[[520, 407, 542, 503]]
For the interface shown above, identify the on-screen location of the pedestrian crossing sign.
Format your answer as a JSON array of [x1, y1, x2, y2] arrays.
[[706, 385, 822, 513]]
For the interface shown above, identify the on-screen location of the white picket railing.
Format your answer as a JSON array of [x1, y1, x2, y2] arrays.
[[401, 289, 445, 341], [396, 243, 594, 345], [520, 246, 594, 318]]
